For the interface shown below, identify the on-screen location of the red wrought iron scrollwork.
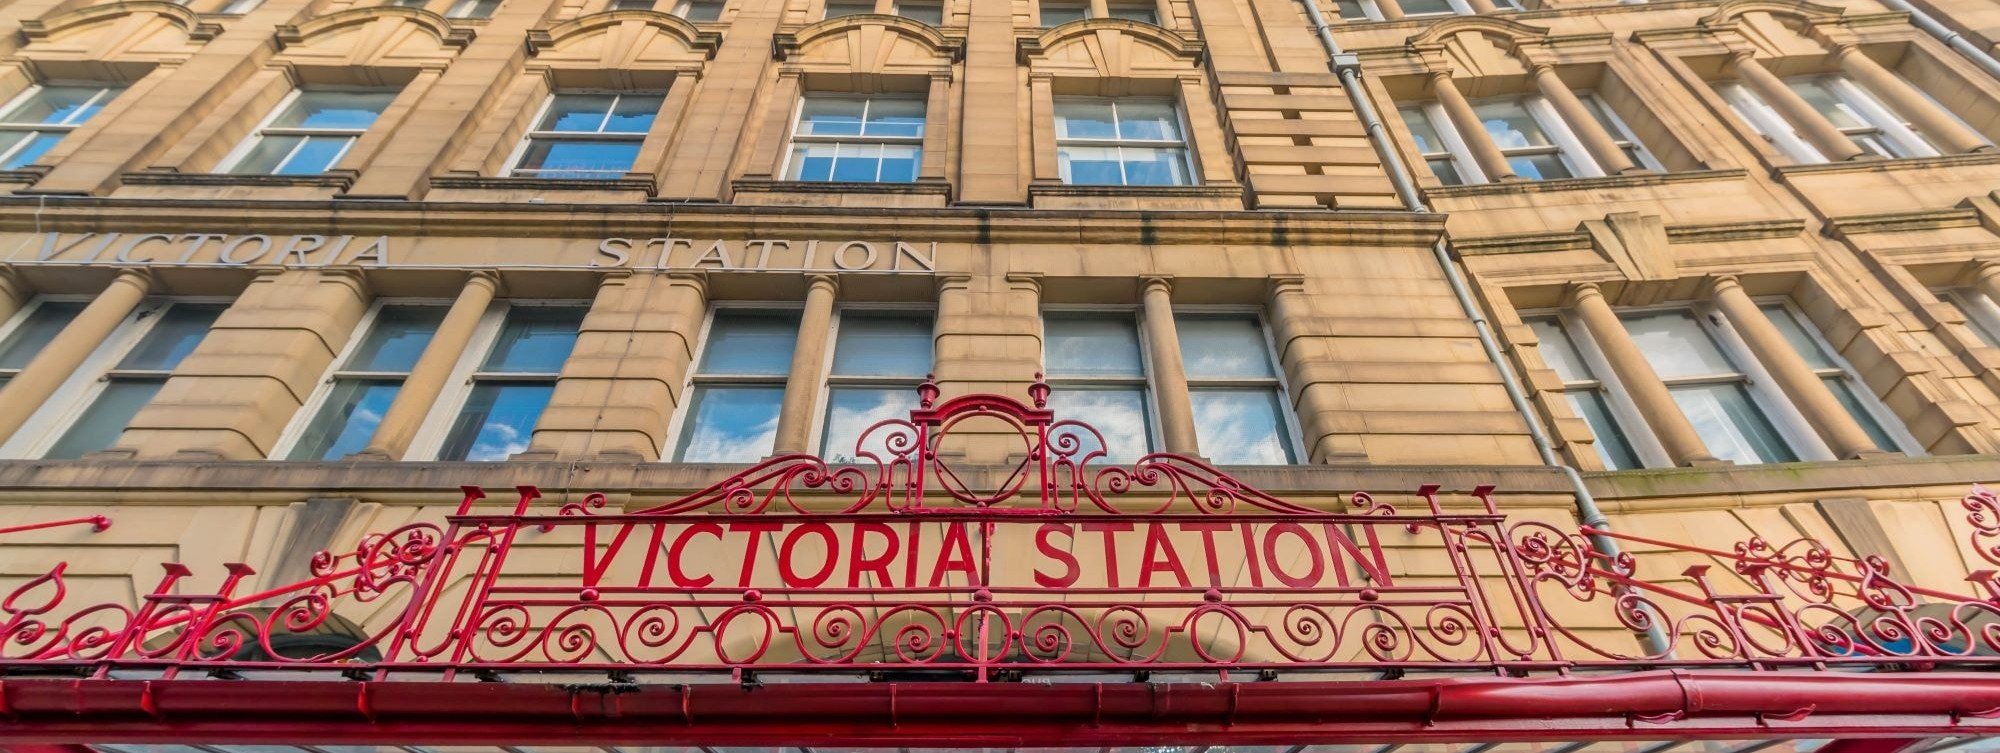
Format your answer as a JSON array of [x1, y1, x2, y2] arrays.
[[3, 380, 2000, 680]]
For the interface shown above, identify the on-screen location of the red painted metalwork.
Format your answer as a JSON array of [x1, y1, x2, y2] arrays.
[[0, 515, 109, 536], [0, 381, 1998, 744]]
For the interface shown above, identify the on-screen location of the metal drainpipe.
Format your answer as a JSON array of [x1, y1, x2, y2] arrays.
[[1875, 0, 2000, 81], [1297, 0, 1674, 655]]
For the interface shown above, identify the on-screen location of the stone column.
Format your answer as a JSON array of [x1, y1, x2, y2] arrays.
[[631, 72, 703, 184], [353, 271, 499, 460], [1834, 45, 1990, 155], [1463, 0, 1497, 13], [933, 273, 1044, 464], [919, 73, 952, 181], [1705, 276, 1886, 459], [1430, 72, 1516, 182], [740, 71, 804, 180], [1974, 261, 2000, 307], [1029, 74, 1063, 184], [1374, 0, 1406, 20], [0, 269, 151, 446], [116, 269, 370, 459], [1730, 53, 1867, 162], [527, 271, 709, 460], [1141, 277, 1199, 455], [1565, 283, 1720, 466], [1088, 0, 1109, 17], [771, 275, 839, 454], [1265, 276, 1346, 463], [1531, 63, 1640, 175]]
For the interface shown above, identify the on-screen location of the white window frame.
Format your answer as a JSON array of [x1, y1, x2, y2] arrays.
[[445, 0, 501, 18], [1401, 101, 1486, 185], [405, 300, 583, 461], [215, 89, 386, 175], [0, 298, 229, 459], [1793, 75, 1939, 159], [1041, 307, 1163, 459], [219, 0, 261, 12], [1523, 311, 1663, 470], [780, 94, 928, 183], [1755, 299, 1923, 456], [0, 296, 87, 384], [808, 305, 938, 458], [1052, 96, 1197, 187], [1579, 91, 1665, 172], [671, 0, 724, 18], [1944, 287, 2000, 348], [1469, 93, 1599, 179], [270, 299, 451, 460], [666, 303, 807, 463], [1332, 0, 1383, 21], [503, 91, 660, 180], [0, 85, 122, 170], [1172, 305, 1306, 465], [1393, 0, 1474, 17], [1718, 81, 1827, 164]]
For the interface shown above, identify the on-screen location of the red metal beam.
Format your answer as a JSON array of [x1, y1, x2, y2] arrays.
[[1815, 740, 1929, 753], [0, 671, 1998, 746]]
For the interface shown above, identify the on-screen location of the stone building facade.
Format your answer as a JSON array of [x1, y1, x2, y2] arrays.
[[0, 0, 1998, 676]]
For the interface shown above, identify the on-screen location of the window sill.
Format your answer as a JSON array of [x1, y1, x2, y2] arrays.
[[731, 178, 952, 207], [119, 170, 356, 190], [1027, 181, 1244, 210], [428, 174, 657, 193], [1770, 149, 2000, 179], [1423, 168, 1745, 199]]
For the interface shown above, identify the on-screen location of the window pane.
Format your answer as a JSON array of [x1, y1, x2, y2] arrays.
[[1058, 145, 1124, 185], [1046, 315, 1143, 377], [1669, 382, 1796, 465], [349, 306, 445, 372], [1106, 3, 1157, 22], [613, 0, 653, 8], [1426, 156, 1464, 186], [1823, 375, 1899, 453], [897, 1, 944, 23], [276, 135, 352, 174], [0, 302, 84, 371], [1056, 100, 1118, 140], [1399, 0, 1454, 13], [677, 385, 785, 462], [879, 144, 920, 183], [1040, 2, 1089, 23], [1177, 316, 1275, 379], [1505, 152, 1572, 181], [789, 142, 837, 181], [799, 97, 866, 136], [1474, 99, 1553, 149], [1565, 391, 1641, 470], [540, 94, 616, 132], [287, 379, 401, 460], [676, 0, 723, 20], [0, 132, 60, 170], [699, 312, 800, 375], [437, 383, 554, 461], [1622, 310, 1737, 379], [231, 135, 304, 175], [832, 142, 883, 181], [482, 307, 584, 373], [1758, 304, 1836, 370], [1115, 101, 1181, 141], [1333, 0, 1369, 19], [43, 379, 163, 459], [606, 95, 662, 133], [821, 386, 922, 461], [118, 305, 222, 371], [275, 92, 393, 130], [825, 1, 874, 17], [1787, 79, 1868, 130], [1121, 147, 1189, 185], [832, 314, 933, 376], [1400, 106, 1447, 154], [448, 0, 501, 17], [1046, 387, 1150, 463], [517, 139, 640, 178], [1190, 388, 1293, 464], [2, 86, 117, 126], [1528, 317, 1592, 382], [863, 98, 926, 138]]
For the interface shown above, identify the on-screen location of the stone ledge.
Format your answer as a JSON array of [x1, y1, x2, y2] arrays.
[[1425, 168, 1746, 200], [119, 170, 355, 190], [1584, 452, 2000, 508], [731, 178, 953, 197], [1772, 150, 2000, 179], [427, 174, 657, 193]]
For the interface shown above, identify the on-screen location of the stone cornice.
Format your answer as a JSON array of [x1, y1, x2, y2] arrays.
[[1425, 168, 1747, 200], [1823, 207, 1983, 237], [1772, 150, 2000, 179]]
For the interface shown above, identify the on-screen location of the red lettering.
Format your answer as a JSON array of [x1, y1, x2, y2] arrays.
[[1179, 522, 1233, 587], [848, 522, 899, 587], [1262, 522, 1325, 588], [777, 523, 839, 589], [636, 523, 668, 587], [1238, 523, 1264, 587], [1082, 522, 1133, 588], [582, 522, 639, 587], [729, 522, 784, 587], [1033, 523, 1079, 588], [928, 523, 979, 587], [1137, 522, 1191, 588], [903, 521, 923, 587], [667, 522, 724, 588]]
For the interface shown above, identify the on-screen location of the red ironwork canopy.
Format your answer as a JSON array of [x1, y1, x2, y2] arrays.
[[0, 380, 1997, 747]]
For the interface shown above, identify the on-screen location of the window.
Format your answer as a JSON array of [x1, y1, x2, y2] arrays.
[[1622, 309, 1797, 466], [0, 300, 85, 389], [1105, 2, 1158, 23], [1044, 312, 1153, 463], [1759, 303, 1915, 455], [1472, 96, 1586, 180], [220, 0, 261, 12], [423, 305, 585, 461], [1399, 0, 1471, 15], [611, 0, 653, 8], [389, 0, 428, 6], [786, 96, 924, 183], [222, 90, 395, 175], [1527, 315, 1643, 470], [1039, 0, 1088, 24], [1944, 288, 2000, 347], [1579, 93, 1662, 171], [283, 305, 445, 461], [508, 92, 662, 180], [446, 0, 501, 17], [819, 311, 933, 461], [1332, 0, 1380, 20], [1399, 103, 1480, 185], [9, 302, 224, 460], [1054, 98, 1192, 186], [1719, 76, 1945, 163], [1176, 315, 1296, 465], [894, 0, 943, 23], [672, 0, 723, 19], [824, 0, 875, 17], [0, 85, 124, 171], [674, 310, 799, 463]]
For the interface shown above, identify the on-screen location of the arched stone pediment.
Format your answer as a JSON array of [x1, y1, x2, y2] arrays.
[[1698, 0, 1843, 28], [774, 15, 962, 70], [1018, 19, 1203, 76], [1404, 15, 1549, 48], [527, 11, 722, 67], [274, 7, 472, 69], [18, 1, 218, 63]]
